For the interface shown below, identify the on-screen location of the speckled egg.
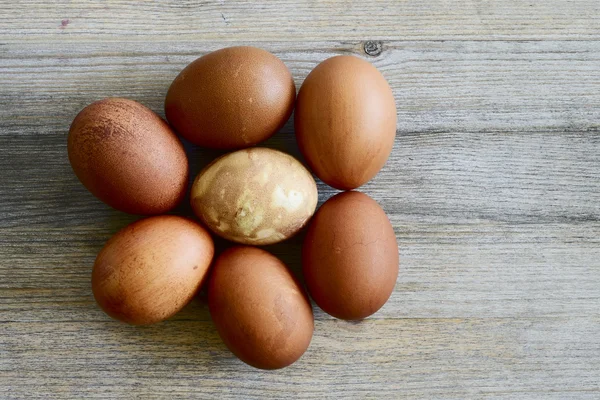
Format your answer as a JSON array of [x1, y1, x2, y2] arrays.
[[68, 98, 188, 215]]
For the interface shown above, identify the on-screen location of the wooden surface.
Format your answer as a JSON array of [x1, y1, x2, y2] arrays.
[[1, 1, 600, 398]]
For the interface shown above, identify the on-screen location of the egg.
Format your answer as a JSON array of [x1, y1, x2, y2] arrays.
[[92, 216, 214, 325], [302, 191, 398, 320], [209, 246, 313, 369], [190, 147, 318, 245], [68, 98, 188, 215], [165, 46, 296, 149], [294, 55, 397, 190]]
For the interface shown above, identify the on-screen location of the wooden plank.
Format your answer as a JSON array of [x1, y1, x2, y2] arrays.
[[1, 220, 600, 320], [1, 0, 599, 42], [1, 40, 599, 133], [1, 317, 599, 399]]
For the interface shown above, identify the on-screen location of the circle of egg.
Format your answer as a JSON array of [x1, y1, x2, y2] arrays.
[[68, 46, 399, 369]]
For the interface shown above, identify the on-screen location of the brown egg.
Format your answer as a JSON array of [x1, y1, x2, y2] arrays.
[[92, 216, 214, 325], [302, 191, 399, 320], [165, 46, 296, 149], [191, 147, 318, 245], [209, 246, 313, 369], [295, 55, 397, 190], [68, 98, 188, 215]]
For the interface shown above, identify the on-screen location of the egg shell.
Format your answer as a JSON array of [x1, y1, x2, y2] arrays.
[[68, 98, 188, 215], [294, 55, 397, 190], [165, 46, 296, 149], [190, 147, 318, 245], [302, 191, 399, 320], [92, 216, 214, 325], [209, 246, 313, 369]]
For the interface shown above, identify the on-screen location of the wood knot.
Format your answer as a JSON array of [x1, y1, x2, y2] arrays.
[[363, 41, 383, 57]]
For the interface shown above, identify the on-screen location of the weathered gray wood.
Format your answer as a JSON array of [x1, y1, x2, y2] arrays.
[[2, 40, 600, 132], [1, 316, 599, 399], [0, 0, 599, 41], [1, 1, 600, 398]]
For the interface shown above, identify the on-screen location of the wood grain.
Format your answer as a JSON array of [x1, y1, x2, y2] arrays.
[[1, 1, 600, 398], [1, 0, 599, 42]]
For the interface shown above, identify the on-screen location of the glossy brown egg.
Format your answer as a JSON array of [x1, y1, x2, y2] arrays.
[[68, 98, 188, 215], [165, 46, 296, 149], [92, 216, 214, 325], [295, 55, 397, 190], [302, 191, 399, 320], [209, 246, 313, 369]]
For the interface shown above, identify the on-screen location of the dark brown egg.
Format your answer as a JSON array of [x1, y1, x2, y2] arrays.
[[92, 216, 214, 325], [295, 55, 397, 190], [209, 246, 313, 369], [165, 46, 296, 149], [302, 191, 399, 320], [68, 98, 188, 215]]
